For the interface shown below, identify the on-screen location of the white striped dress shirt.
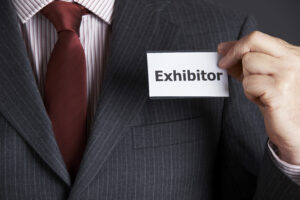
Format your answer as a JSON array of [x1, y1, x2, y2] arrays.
[[12, 0, 300, 186], [12, 0, 114, 130]]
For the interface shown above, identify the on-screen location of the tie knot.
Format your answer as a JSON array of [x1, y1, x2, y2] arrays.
[[41, 1, 88, 35]]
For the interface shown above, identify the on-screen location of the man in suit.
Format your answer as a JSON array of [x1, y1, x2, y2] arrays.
[[0, 0, 300, 199]]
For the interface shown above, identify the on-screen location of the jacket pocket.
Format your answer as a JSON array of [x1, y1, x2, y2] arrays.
[[132, 117, 210, 149]]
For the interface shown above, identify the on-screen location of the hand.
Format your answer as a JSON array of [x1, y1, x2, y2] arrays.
[[218, 31, 300, 165]]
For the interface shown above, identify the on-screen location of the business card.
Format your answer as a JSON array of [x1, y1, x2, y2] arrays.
[[146, 52, 229, 98]]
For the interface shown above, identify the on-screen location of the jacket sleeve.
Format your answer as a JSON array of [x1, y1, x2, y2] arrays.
[[219, 16, 300, 200]]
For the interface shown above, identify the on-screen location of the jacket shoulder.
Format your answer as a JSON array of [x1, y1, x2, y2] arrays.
[[166, 0, 255, 41]]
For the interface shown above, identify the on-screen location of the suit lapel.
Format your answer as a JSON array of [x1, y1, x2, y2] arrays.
[[68, 0, 179, 198], [0, 0, 71, 186]]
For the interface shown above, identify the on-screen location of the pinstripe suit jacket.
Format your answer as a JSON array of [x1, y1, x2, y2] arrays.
[[0, 0, 300, 199]]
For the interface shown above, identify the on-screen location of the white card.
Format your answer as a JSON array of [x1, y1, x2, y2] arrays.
[[146, 52, 229, 98]]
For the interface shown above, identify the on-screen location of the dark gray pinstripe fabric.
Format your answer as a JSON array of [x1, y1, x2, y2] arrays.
[[0, 0, 300, 199]]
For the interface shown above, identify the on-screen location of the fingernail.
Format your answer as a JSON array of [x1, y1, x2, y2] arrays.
[[218, 49, 225, 55], [219, 58, 226, 68], [218, 43, 227, 52]]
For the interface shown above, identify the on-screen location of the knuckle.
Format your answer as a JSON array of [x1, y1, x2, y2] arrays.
[[242, 76, 250, 90], [286, 51, 300, 67], [276, 36, 292, 47], [233, 43, 248, 58], [276, 79, 291, 93], [292, 49, 300, 60], [281, 45, 294, 58], [247, 31, 261, 42], [273, 35, 283, 43]]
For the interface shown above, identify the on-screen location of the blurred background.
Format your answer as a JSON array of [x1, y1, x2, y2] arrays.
[[212, 0, 300, 45]]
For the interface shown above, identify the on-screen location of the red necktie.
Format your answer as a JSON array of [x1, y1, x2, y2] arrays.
[[41, 1, 88, 180]]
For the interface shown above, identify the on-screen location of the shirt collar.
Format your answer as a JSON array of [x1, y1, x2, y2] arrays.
[[11, 0, 115, 24]]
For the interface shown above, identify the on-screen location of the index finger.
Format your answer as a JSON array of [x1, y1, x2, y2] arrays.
[[218, 31, 288, 69]]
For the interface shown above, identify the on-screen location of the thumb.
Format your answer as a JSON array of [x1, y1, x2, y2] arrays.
[[218, 41, 237, 55]]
